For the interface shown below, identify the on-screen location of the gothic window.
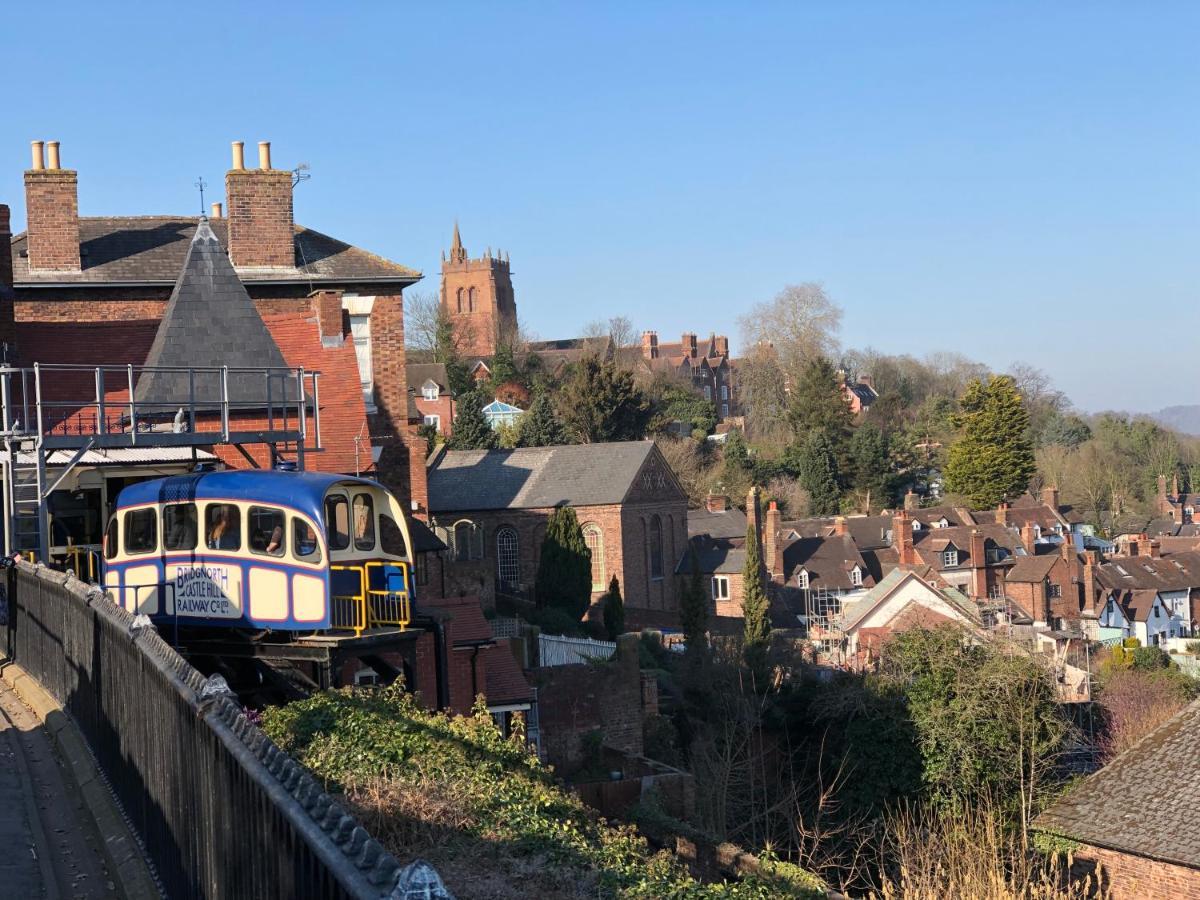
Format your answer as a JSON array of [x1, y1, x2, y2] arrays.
[[583, 524, 604, 591], [455, 287, 464, 313], [649, 515, 663, 580], [496, 527, 520, 590], [468, 287, 477, 312], [451, 519, 483, 562]]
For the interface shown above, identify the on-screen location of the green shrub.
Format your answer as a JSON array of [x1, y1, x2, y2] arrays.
[[642, 714, 684, 768], [529, 605, 584, 637], [1186, 641, 1200, 656], [1131, 646, 1170, 671]]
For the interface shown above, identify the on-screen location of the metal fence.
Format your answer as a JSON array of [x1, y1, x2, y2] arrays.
[[1, 562, 432, 900], [537, 633, 616, 667]]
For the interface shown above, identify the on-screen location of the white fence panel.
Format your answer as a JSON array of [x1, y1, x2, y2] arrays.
[[538, 634, 616, 667]]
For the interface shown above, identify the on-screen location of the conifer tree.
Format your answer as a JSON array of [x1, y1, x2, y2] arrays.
[[535, 506, 592, 620], [787, 356, 854, 460], [447, 390, 499, 450], [518, 392, 568, 447], [680, 545, 709, 654], [944, 375, 1036, 508], [849, 422, 891, 507], [556, 354, 652, 443], [742, 508, 771, 684], [602, 575, 625, 640], [792, 431, 841, 515]]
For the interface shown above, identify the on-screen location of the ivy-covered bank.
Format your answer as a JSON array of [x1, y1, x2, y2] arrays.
[[261, 685, 824, 900]]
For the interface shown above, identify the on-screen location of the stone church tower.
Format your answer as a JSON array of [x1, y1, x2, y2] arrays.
[[439, 223, 517, 358]]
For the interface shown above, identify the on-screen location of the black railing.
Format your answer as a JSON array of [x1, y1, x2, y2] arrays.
[[2, 563, 416, 900]]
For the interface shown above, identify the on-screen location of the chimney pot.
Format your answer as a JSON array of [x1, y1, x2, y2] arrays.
[[231, 141, 245, 170], [30, 141, 45, 170], [46, 141, 61, 170], [210, 202, 223, 218], [258, 141, 272, 170]]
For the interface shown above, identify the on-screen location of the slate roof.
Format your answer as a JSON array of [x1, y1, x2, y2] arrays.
[[11, 216, 421, 285], [676, 535, 745, 575], [134, 218, 298, 407], [1097, 552, 1200, 592], [428, 441, 678, 512], [911, 524, 1016, 570], [688, 505, 748, 540], [407, 363, 450, 396], [1006, 554, 1061, 584], [780, 534, 873, 591], [1035, 699, 1200, 868], [409, 517, 448, 554]]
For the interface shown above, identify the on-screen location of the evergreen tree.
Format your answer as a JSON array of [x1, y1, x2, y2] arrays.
[[535, 506, 592, 620], [943, 375, 1036, 508], [433, 312, 472, 396], [602, 575, 625, 640], [517, 392, 568, 447], [680, 545, 709, 655], [788, 431, 841, 515], [849, 423, 891, 508], [556, 354, 652, 443], [447, 390, 498, 451], [787, 357, 854, 466], [488, 341, 519, 390], [742, 507, 771, 685]]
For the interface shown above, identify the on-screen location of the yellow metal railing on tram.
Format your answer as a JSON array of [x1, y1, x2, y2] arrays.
[[61, 545, 99, 582], [330, 562, 411, 636]]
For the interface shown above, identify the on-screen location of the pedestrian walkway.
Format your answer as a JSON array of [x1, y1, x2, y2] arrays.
[[0, 681, 120, 900]]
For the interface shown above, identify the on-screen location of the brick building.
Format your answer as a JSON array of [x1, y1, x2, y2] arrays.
[[408, 362, 455, 436], [639, 331, 736, 419], [440, 223, 516, 359], [3, 139, 428, 519], [426, 441, 687, 625], [1035, 699, 1200, 899]]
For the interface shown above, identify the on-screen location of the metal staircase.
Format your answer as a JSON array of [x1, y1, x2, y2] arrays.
[[0, 362, 323, 559]]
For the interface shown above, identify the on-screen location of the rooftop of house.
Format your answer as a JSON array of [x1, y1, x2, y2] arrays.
[[485, 644, 534, 706], [1097, 552, 1200, 592], [428, 441, 684, 512], [911, 524, 1017, 570], [1035, 698, 1200, 868], [688, 504, 748, 540], [407, 363, 450, 396], [11, 216, 420, 286], [676, 534, 746, 576], [1005, 553, 1064, 584], [780, 533, 873, 591], [839, 569, 979, 633]]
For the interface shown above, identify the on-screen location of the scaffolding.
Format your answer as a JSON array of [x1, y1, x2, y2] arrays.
[[0, 362, 322, 558]]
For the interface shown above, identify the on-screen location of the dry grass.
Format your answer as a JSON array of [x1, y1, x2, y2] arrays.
[[868, 803, 1107, 900]]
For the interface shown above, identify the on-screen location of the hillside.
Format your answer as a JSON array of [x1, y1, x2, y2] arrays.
[[1154, 405, 1200, 436], [261, 685, 824, 900]]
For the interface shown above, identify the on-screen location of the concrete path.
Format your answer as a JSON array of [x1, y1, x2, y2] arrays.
[[0, 682, 120, 900]]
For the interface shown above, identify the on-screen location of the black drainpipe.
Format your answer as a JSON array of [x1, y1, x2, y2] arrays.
[[430, 619, 450, 711]]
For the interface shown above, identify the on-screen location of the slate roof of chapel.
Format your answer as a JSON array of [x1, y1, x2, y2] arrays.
[[11, 216, 421, 285], [1035, 698, 1200, 869], [428, 441, 675, 512]]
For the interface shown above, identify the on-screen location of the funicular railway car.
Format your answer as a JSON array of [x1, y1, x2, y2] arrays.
[[101, 469, 414, 635]]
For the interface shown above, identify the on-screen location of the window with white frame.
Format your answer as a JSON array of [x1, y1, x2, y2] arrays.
[[849, 566, 862, 587], [422, 381, 440, 401], [349, 314, 374, 410], [935, 518, 949, 528], [797, 569, 809, 590], [721, 403, 729, 417], [1047, 583, 1062, 599], [712, 576, 730, 600], [423, 415, 441, 431], [583, 524, 604, 591], [988, 583, 1004, 600], [942, 550, 959, 567], [496, 527, 520, 589], [450, 519, 483, 562], [912, 520, 922, 531]]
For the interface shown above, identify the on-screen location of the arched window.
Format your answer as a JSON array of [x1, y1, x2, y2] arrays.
[[583, 524, 604, 591], [496, 526, 520, 590], [468, 287, 477, 312], [649, 515, 663, 580], [452, 519, 482, 562], [455, 287, 464, 314]]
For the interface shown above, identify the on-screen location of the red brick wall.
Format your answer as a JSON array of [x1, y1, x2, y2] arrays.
[[440, 255, 516, 358], [24, 169, 81, 272], [1073, 843, 1200, 900], [225, 168, 294, 269], [412, 393, 455, 436]]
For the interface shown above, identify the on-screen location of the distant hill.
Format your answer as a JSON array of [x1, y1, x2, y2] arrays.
[[1154, 405, 1200, 436]]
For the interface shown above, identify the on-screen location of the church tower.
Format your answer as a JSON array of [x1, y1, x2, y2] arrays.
[[439, 222, 517, 358]]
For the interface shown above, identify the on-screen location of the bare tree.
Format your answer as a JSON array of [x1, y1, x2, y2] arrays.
[[739, 283, 843, 379], [404, 291, 442, 354], [736, 342, 791, 446]]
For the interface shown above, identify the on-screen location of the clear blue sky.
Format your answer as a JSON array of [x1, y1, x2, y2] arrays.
[[3, 2, 1197, 413]]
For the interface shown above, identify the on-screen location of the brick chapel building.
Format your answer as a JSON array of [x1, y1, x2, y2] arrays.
[[2, 139, 429, 518]]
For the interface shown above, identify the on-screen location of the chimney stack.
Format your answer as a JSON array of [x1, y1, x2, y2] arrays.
[[969, 529, 988, 600], [309, 289, 346, 344], [1042, 485, 1060, 511], [24, 139, 81, 272], [904, 490, 919, 512], [0, 204, 12, 291], [704, 493, 728, 513], [1146, 539, 1161, 559], [765, 500, 782, 578], [1061, 534, 1075, 562], [893, 511, 915, 566], [833, 516, 848, 537], [1082, 551, 1098, 616], [641, 331, 658, 360], [996, 501, 1009, 527], [1021, 521, 1038, 554], [682, 332, 697, 358], [210, 202, 223, 218], [225, 139, 294, 269], [714, 334, 729, 356]]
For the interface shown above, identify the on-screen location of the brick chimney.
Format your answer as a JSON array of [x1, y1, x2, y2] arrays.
[[892, 511, 915, 566], [858, 374, 874, 391], [714, 334, 729, 356], [682, 332, 697, 358], [1042, 485, 1060, 511], [704, 493, 728, 513], [1082, 551, 1098, 616], [1146, 539, 1161, 559], [1157, 475, 1170, 515], [904, 490, 919, 512], [833, 516, 848, 537], [225, 140, 295, 269], [309, 289, 345, 345], [969, 529, 988, 600], [0, 204, 14, 362], [765, 500, 782, 578], [24, 140, 81, 272], [1021, 521, 1038, 554], [996, 501, 1009, 527], [1060, 534, 1075, 562], [641, 331, 658, 360]]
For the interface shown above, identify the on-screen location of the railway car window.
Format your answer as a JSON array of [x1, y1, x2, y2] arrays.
[[380, 512, 408, 557], [353, 494, 376, 551], [103, 518, 118, 560], [123, 509, 157, 555], [293, 519, 321, 562], [249, 507, 286, 557], [205, 504, 241, 552], [325, 495, 350, 551], [163, 504, 198, 551]]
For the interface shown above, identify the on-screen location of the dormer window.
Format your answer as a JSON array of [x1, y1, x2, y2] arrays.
[[912, 521, 923, 531], [1033, 525, 1042, 539], [942, 550, 959, 567], [935, 517, 949, 529], [797, 569, 810, 590], [850, 566, 862, 587], [422, 381, 440, 401]]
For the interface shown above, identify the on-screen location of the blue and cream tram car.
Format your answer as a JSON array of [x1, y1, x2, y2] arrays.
[[101, 470, 415, 634]]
